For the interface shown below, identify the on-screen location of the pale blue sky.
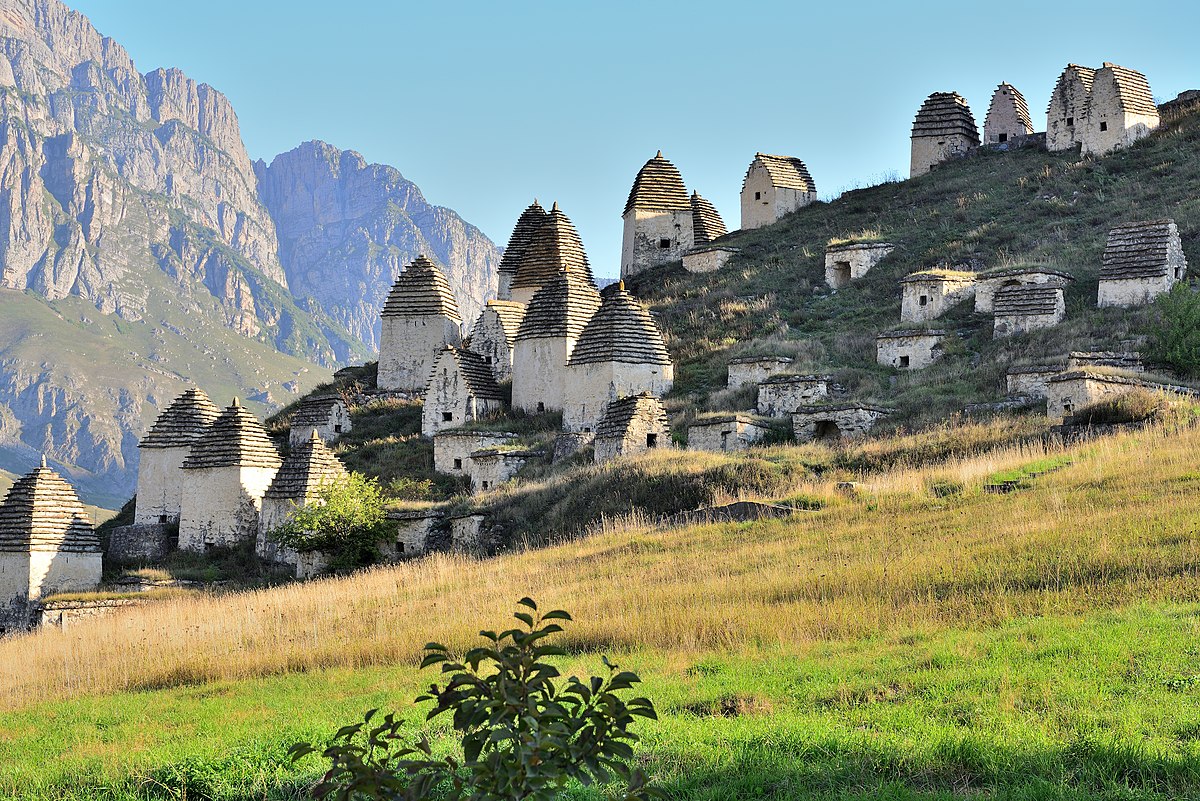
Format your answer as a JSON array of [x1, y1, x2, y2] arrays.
[[73, 0, 1200, 279]]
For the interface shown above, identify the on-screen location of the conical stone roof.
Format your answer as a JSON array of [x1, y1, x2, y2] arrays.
[[985, 83, 1033, 134], [290, 395, 346, 427], [567, 282, 672, 366], [746, 153, 816, 192], [1047, 65, 1097, 113], [912, 92, 979, 143], [181, 399, 282, 470], [691, 192, 728, 245], [139, 388, 221, 449], [497, 200, 549, 282], [1097, 62, 1158, 115], [511, 202, 596, 290], [624, 151, 690, 215], [0, 460, 98, 553], [515, 270, 602, 341], [474, 300, 526, 349], [382, 256, 462, 322], [264, 431, 348, 500], [434, 346, 504, 401]]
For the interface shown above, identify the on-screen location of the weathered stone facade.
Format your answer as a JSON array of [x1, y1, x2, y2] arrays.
[[38, 598, 142, 629], [824, 242, 895, 289], [876, 330, 947, 370], [450, 513, 488, 554], [687, 415, 770, 452], [727, 356, 793, 389], [388, 508, 440, 557], [467, 300, 525, 382], [740, 153, 817, 230], [433, 431, 518, 477], [792, 404, 890, 443], [134, 388, 221, 526], [470, 449, 538, 493], [1006, 365, 1064, 399], [378, 256, 463, 392], [984, 83, 1034, 145], [683, 246, 738, 274], [910, 92, 979, 177], [178, 400, 281, 552], [422, 347, 504, 437], [975, 268, 1075, 313], [900, 271, 976, 323], [512, 271, 602, 414], [593, 393, 670, 464], [1047, 64, 1095, 152], [993, 284, 1066, 338], [1067, 351, 1146, 373], [756, 375, 832, 417], [1046, 370, 1148, 422], [1097, 220, 1187, 308], [621, 152, 694, 278], [1047, 63, 1159, 156], [107, 523, 176, 563], [288, 396, 351, 448]]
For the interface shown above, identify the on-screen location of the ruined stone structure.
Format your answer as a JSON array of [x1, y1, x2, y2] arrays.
[[378, 256, 463, 392], [683, 246, 738, 274], [563, 283, 673, 431], [422, 347, 504, 437], [621, 152, 694, 278], [687, 414, 770, 452], [497, 200, 549, 301], [727, 355, 793, 389], [433, 431, 518, 477], [1046, 370, 1145, 422], [984, 83, 1034, 145], [792, 404, 890, 443], [257, 432, 349, 574], [511, 270, 602, 414], [450, 513, 489, 554], [388, 508, 440, 557], [1158, 90, 1200, 125], [900, 270, 976, 323], [1067, 351, 1147, 373], [467, 300, 526, 382], [593, 393, 670, 464], [1047, 63, 1159, 156], [691, 192, 728, 246], [134, 388, 221, 526], [470, 448, 538, 493], [740, 153, 817, 230], [824, 242, 895, 289], [0, 459, 100, 632], [975, 268, 1075, 313], [178, 399, 281, 552], [1097, 220, 1187, 308], [910, 92, 979, 177], [288, 396, 351, 448], [756, 375, 832, 418], [993, 284, 1066, 338], [1006, 365, 1065, 399], [876, 330, 947, 370], [508, 202, 596, 307]]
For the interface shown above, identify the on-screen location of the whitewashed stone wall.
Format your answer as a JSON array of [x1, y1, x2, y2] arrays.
[[756, 377, 831, 417], [178, 465, 278, 551], [0, 553, 31, 630], [1097, 275, 1174, 308], [290, 402, 352, 448], [134, 446, 191, 525], [901, 277, 976, 323], [563, 362, 674, 432], [451, 514, 488, 553], [621, 209, 693, 279], [433, 432, 517, 476], [740, 165, 816, 229], [256, 496, 299, 567], [1083, 70, 1159, 156], [470, 451, 532, 493], [910, 134, 975, 178], [595, 409, 670, 465], [378, 317, 462, 392], [824, 244, 894, 289], [422, 355, 503, 437], [976, 273, 1068, 312], [876, 332, 946, 370], [683, 247, 737, 274], [1006, 367, 1062, 399], [390, 511, 439, 557], [1046, 374, 1139, 422], [792, 406, 888, 443], [728, 358, 792, 389], [1047, 71, 1091, 151], [467, 310, 515, 382], [687, 417, 769, 452], [512, 337, 572, 413]]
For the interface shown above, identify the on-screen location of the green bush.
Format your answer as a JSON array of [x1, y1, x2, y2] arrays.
[[1146, 283, 1200, 377], [268, 473, 394, 570]]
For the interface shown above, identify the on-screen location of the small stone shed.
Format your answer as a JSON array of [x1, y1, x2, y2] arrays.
[[467, 300, 525, 382], [974, 268, 1075, 313], [993, 284, 1066, 338], [756, 374, 833, 417], [386, 508, 442, 558], [450, 513, 489, 554], [910, 92, 979, 177], [134, 388, 221, 526], [792, 404, 891, 443], [433, 431, 518, 476], [876, 330, 947, 370], [469, 448, 539, 493], [740, 153, 817, 230], [824, 242, 895, 289], [983, 83, 1034, 145], [288, 395, 351, 447], [683, 245, 738, 274], [1097, 220, 1187, 308], [378, 255, 463, 392], [593, 393, 671, 464], [900, 270, 976, 323], [422, 346, 504, 437], [727, 355, 793, 389], [1045, 370, 1192, 422], [687, 414, 770, 452], [1006, 365, 1065, 399]]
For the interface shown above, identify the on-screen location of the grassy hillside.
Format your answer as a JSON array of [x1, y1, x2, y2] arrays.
[[3, 419, 1200, 799]]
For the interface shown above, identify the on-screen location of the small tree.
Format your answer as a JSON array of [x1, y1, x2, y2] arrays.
[[1147, 282, 1200, 378], [269, 473, 392, 570], [290, 598, 661, 801]]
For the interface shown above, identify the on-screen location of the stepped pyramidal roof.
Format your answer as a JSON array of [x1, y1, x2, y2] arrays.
[[264, 431, 348, 501], [912, 92, 979, 143], [510, 202, 596, 290], [382, 256, 463, 322], [596, 392, 669, 439], [746, 153, 817, 193], [1096, 62, 1158, 115], [435, 346, 504, 401], [139, 388, 222, 449], [182, 399, 282, 470], [497, 200, 549, 284], [567, 282, 672, 366], [993, 284, 1063, 316], [690, 192, 728, 245], [516, 269, 602, 341], [624, 151, 691, 215], [1100, 220, 1186, 280], [0, 459, 98, 554], [474, 300, 526, 349], [986, 83, 1033, 132], [1047, 64, 1097, 112], [290, 395, 346, 427]]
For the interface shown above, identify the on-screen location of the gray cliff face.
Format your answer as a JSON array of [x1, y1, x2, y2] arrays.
[[256, 141, 500, 349]]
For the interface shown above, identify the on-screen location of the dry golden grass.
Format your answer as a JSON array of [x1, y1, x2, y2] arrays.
[[3, 421, 1199, 711]]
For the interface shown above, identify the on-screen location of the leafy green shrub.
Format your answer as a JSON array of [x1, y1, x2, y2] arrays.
[[269, 473, 394, 570], [1147, 283, 1200, 377], [291, 599, 661, 801], [1065, 389, 1167, 427]]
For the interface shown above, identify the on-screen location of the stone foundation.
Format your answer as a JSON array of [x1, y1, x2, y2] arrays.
[[792, 404, 890, 443], [107, 523, 177, 563]]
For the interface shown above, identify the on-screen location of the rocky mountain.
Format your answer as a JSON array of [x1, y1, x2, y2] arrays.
[[0, 0, 501, 505], [257, 142, 499, 348]]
